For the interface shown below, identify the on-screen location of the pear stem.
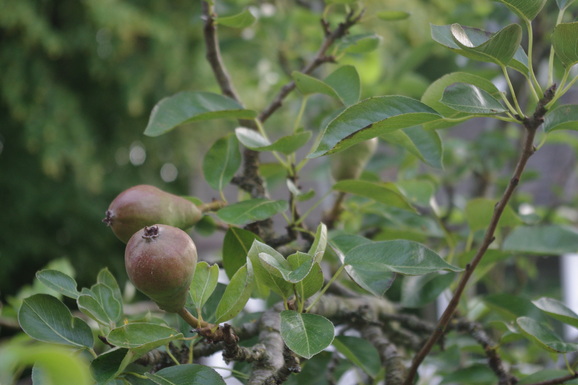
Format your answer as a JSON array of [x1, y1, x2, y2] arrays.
[[198, 200, 227, 213], [177, 307, 211, 329]]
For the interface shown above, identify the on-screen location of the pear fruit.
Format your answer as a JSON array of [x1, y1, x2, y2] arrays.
[[103, 185, 202, 243], [330, 138, 378, 181], [125, 224, 197, 312]]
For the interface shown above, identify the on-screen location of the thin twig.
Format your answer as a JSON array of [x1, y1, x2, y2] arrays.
[[524, 372, 578, 385]]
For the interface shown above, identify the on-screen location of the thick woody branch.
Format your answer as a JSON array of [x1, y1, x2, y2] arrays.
[[362, 324, 406, 385]]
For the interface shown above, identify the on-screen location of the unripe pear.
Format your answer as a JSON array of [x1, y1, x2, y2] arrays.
[[125, 224, 197, 312], [330, 138, 378, 181], [103, 185, 202, 243]]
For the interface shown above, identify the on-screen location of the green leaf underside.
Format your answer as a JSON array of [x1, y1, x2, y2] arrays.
[[190, 262, 219, 310], [203, 134, 241, 192], [401, 273, 456, 308], [259, 251, 315, 283], [333, 336, 381, 377], [36, 270, 79, 299], [517, 317, 578, 353], [543, 105, 578, 132], [431, 24, 528, 75], [144, 91, 256, 137], [441, 83, 506, 114], [382, 126, 444, 169], [107, 323, 183, 357], [465, 198, 521, 232], [215, 262, 254, 323], [247, 241, 293, 299], [236, 127, 312, 154], [503, 225, 578, 254], [308, 223, 328, 263], [552, 23, 578, 67], [216, 199, 288, 226], [494, 0, 547, 21], [332, 179, 416, 212], [146, 364, 226, 385], [216, 9, 256, 29], [223, 227, 261, 279], [309, 96, 441, 157], [532, 297, 578, 328], [18, 294, 94, 348], [280, 311, 335, 359]]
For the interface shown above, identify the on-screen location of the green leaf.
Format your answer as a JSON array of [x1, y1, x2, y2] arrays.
[[484, 293, 544, 321], [552, 22, 578, 68], [339, 33, 381, 54], [235, 127, 312, 155], [190, 262, 220, 310], [294, 262, 324, 300], [532, 297, 578, 328], [503, 225, 578, 254], [78, 283, 123, 326], [332, 336, 381, 377], [441, 83, 506, 114], [203, 134, 241, 192], [309, 96, 441, 157], [517, 316, 578, 353], [324, 65, 361, 106], [247, 240, 293, 299], [345, 240, 462, 277], [431, 24, 528, 75], [144, 91, 256, 137], [332, 180, 416, 212], [395, 180, 436, 206], [216, 9, 256, 29], [259, 251, 315, 283], [400, 273, 456, 308], [308, 223, 328, 263], [519, 369, 578, 384], [146, 364, 226, 385], [421, 72, 503, 128], [222, 227, 261, 279], [97, 268, 123, 305], [91, 348, 132, 383], [18, 294, 94, 349], [543, 105, 578, 133], [215, 261, 254, 323], [440, 364, 498, 384], [383, 126, 444, 169], [280, 311, 335, 359], [107, 323, 183, 357], [465, 198, 521, 232], [377, 10, 411, 21], [216, 198, 288, 226], [35, 270, 79, 299], [556, 0, 578, 10], [494, 0, 547, 21], [293, 72, 339, 98], [287, 179, 315, 202]]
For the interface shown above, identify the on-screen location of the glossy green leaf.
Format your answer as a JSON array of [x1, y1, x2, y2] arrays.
[[339, 33, 381, 54], [308, 223, 328, 263], [383, 126, 444, 169], [552, 22, 578, 67], [556, 0, 578, 10], [324, 65, 361, 106], [422, 72, 503, 128], [144, 91, 256, 137], [519, 369, 578, 384], [215, 261, 254, 323], [216, 9, 256, 28], [294, 262, 324, 300], [222, 227, 261, 279], [35, 270, 79, 299], [332, 180, 416, 212], [543, 105, 578, 132], [203, 134, 241, 192], [441, 83, 506, 114], [377, 10, 411, 21], [533, 297, 578, 328], [280, 311, 335, 359], [97, 268, 123, 304], [190, 262, 220, 310], [91, 347, 132, 383], [503, 225, 578, 254], [235, 127, 312, 155], [345, 240, 462, 277], [330, 233, 372, 255], [465, 198, 521, 232], [146, 364, 226, 385], [78, 283, 123, 326], [107, 323, 183, 357], [309, 96, 441, 157], [400, 273, 456, 308], [18, 294, 94, 348], [431, 24, 528, 75], [494, 0, 547, 21], [246, 240, 292, 299], [259, 251, 315, 283], [517, 316, 578, 353], [216, 198, 288, 226], [332, 336, 381, 377]]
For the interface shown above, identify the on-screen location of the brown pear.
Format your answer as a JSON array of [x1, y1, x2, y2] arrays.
[[330, 138, 378, 181], [125, 224, 197, 312], [103, 185, 202, 243]]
